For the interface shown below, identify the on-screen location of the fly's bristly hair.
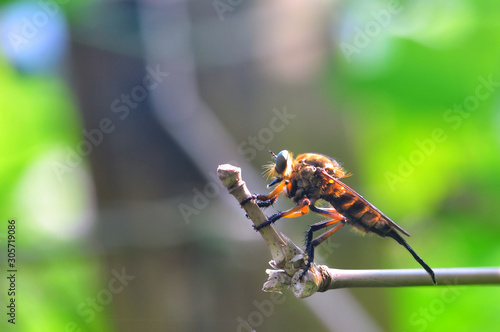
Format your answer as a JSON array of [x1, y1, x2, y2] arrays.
[[262, 162, 277, 179], [262, 149, 279, 179]]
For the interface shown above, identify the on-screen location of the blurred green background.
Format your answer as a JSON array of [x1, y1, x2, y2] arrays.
[[1, 0, 499, 331]]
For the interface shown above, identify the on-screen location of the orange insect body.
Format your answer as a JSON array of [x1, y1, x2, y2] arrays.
[[252, 150, 436, 284]]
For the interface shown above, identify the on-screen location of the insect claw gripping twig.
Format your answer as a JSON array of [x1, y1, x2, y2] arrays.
[[253, 212, 283, 231], [240, 194, 275, 208], [239, 195, 256, 207]]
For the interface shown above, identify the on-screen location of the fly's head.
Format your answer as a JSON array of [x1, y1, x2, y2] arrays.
[[264, 149, 294, 188]]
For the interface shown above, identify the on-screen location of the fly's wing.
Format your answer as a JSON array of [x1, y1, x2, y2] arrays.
[[319, 170, 411, 237]]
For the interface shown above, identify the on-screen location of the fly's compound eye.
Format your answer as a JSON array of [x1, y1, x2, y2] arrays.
[[275, 150, 289, 174]]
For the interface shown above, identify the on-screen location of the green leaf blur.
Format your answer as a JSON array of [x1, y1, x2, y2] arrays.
[[326, 1, 500, 331]]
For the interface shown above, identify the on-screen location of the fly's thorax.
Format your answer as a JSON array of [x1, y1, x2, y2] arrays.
[[288, 163, 325, 202], [295, 153, 346, 178]]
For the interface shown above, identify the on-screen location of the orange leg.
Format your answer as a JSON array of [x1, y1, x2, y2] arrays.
[[240, 180, 288, 208], [306, 219, 345, 248], [254, 198, 310, 230], [309, 204, 344, 220]]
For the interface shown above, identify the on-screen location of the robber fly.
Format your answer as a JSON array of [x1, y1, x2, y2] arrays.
[[242, 150, 436, 284]]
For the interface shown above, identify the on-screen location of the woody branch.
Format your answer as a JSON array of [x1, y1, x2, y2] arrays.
[[217, 164, 500, 299]]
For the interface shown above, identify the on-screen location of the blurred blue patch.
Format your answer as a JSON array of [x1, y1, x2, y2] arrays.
[[0, 0, 69, 74]]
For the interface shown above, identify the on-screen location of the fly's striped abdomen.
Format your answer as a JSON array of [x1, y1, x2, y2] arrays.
[[324, 184, 394, 236]]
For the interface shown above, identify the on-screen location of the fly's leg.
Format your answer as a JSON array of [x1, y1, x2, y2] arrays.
[[301, 219, 346, 279], [300, 205, 346, 279], [240, 194, 276, 208], [240, 180, 288, 208], [254, 198, 311, 231]]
